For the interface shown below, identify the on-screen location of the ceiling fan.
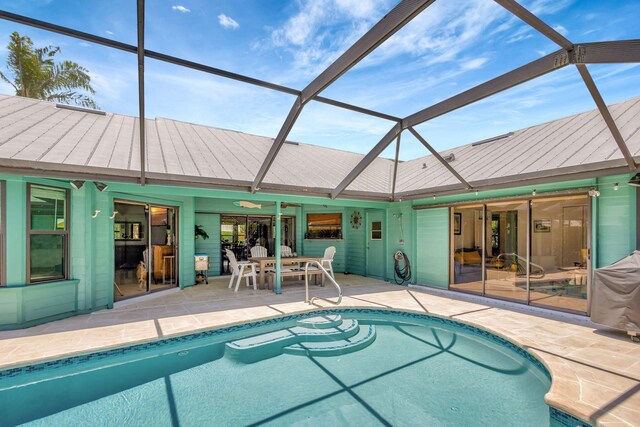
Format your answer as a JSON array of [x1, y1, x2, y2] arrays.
[[232, 201, 301, 209]]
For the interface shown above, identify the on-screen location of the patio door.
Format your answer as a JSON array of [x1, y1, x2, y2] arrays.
[[113, 201, 178, 302], [366, 210, 385, 279]]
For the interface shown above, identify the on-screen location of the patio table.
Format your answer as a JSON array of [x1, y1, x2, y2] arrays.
[[249, 256, 323, 288]]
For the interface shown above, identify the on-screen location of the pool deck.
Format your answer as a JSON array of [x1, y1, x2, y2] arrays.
[[0, 274, 638, 426]]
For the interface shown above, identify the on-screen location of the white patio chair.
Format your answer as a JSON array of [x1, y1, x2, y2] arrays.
[[303, 246, 336, 283], [280, 245, 293, 257], [250, 245, 268, 258], [321, 246, 336, 278], [225, 249, 257, 292]]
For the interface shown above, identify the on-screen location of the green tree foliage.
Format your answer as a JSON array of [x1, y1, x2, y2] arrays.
[[0, 32, 98, 108]]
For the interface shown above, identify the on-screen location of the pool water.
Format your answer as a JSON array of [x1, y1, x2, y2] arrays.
[[0, 310, 554, 426]]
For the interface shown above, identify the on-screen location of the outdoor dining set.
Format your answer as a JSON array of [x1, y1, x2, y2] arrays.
[[224, 246, 336, 292]]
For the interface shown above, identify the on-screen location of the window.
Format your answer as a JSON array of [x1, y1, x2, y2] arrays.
[[371, 221, 382, 240], [306, 213, 342, 239], [27, 184, 69, 283]]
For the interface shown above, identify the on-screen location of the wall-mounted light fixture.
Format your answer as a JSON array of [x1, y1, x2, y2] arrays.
[[91, 210, 101, 218], [532, 189, 537, 196], [614, 182, 619, 191], [70, 180, 84, 190], [94, 182, 108, 192], [588, 188, 601, 197]]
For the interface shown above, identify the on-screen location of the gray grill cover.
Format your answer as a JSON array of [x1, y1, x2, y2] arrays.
[[591, 251, 640, 332]]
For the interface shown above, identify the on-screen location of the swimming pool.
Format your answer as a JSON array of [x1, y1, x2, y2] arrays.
[[0, 309, 582, 426]]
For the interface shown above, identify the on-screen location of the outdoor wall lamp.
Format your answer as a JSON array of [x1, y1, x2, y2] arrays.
[[70, 180, 84, 190], [94, 182, 108, 192], [91, 210, 101, 219]]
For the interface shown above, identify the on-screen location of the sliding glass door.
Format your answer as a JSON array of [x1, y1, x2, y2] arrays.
[[220, 215, 296, 271], [450, 205, 484, 295], [114, 202, 178, 302], [449, 194, 590, 314], [529, 195, 589, 312], [484, 201, 528, 303]]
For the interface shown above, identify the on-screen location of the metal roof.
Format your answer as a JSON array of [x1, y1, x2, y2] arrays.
[[395, 96, 640, 197], [0, 93, 638, 200], [0, 94, 394, 196]]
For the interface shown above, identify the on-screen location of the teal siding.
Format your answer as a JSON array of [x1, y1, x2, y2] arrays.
[[345, 208, 366, 275], [22, 281, 77, 322], [195, 213, 221, 276], [596, 175, 637, 267], [415, 208, 449, 287]]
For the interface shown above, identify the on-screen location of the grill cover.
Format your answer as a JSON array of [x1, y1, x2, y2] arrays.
[[591, 251, 640, 332]]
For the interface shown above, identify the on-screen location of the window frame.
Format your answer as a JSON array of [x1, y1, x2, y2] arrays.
[[305, 213, 343, 240], [370, 220, 382, 240], [26, 183, 70, 284]]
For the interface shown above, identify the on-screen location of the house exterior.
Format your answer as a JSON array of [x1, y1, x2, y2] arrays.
[[0, 94, 638, 329]]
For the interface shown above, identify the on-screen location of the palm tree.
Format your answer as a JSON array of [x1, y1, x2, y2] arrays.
[[0, 32, 98, 109]]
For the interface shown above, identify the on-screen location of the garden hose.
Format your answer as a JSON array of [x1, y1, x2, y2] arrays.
[[393, 251, 412, 285]]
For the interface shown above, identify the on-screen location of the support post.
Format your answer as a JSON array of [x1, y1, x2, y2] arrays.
[[391, 133, 402, 199], [275, 200, 282, 294], [136, 0, 146, 185]]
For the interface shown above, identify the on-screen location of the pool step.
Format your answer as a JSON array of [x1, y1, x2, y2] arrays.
[[296, 314, 343, 329], [226, 318, 359, 363], [225, 316, 376, 363], [283, 324, 376, 357]]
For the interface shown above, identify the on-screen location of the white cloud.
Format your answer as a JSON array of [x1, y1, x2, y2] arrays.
[[79, 41, 91, 48], [172, 5, 191, 13], [460, 57, 489, 71], [526, 0, 574, 15], [363, 0, 508, 67], [218, 14, 239, 30], [105, 30, 114, 35], [553, 24, 568, 36], [267, 0, 389, 77]]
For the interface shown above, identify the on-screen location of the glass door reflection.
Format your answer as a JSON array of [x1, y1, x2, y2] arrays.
[[450, 205, 484, 295], [484, 201, 529, 303], [529, 195, 589, 313]]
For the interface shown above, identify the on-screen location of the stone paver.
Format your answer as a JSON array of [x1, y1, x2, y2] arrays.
[[0, 275, 638, 426]]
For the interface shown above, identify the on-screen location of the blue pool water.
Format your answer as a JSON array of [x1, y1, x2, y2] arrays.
[[1, 309, 565, 426]]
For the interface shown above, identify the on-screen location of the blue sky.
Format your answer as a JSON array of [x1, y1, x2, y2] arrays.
[[0, 0, 638, 160]]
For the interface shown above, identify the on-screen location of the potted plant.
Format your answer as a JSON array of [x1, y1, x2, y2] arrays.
[[195, 224, 209, 240]]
